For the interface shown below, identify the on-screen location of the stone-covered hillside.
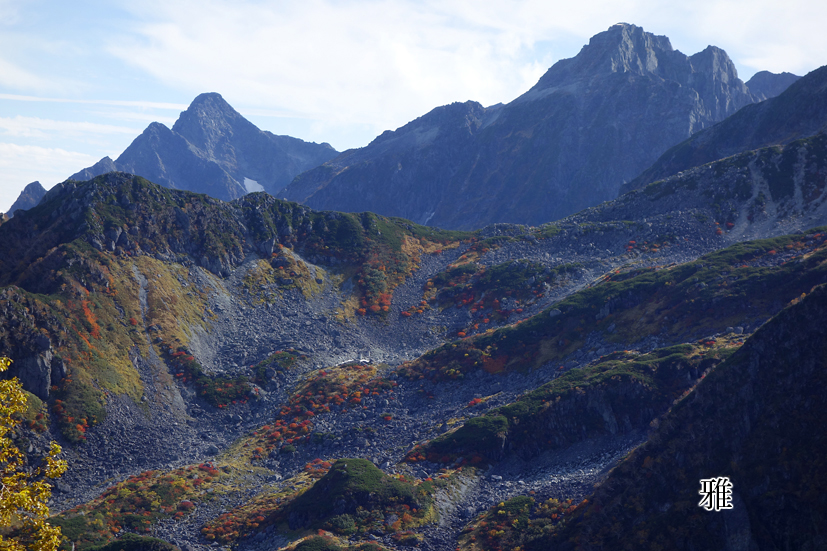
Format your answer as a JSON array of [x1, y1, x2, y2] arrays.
[[1, 165, 826, 550]]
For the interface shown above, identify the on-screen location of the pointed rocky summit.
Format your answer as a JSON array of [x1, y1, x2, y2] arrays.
[[6, 181, 47, 217], [70, 93, 337, 201]]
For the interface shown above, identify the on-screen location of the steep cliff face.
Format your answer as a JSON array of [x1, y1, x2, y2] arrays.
[[70, 93, 337, 201], [283, 24, 773, 229], [625, 65, 827, 193]]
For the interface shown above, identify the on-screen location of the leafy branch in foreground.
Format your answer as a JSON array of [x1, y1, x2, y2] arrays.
[[1, 357, 68, 551]]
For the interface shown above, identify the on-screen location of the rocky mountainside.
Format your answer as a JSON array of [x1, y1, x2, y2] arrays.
[[625, 64, 827, 192], [70, 93, 337, 201], [1, 138, 826, 551], [282, 24, 789, 230], [6, 180, 46, 217]]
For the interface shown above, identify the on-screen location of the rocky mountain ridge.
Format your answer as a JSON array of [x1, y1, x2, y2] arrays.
[[70, 93, 337, 202], [529, 282, 827, 550], [745, 70, 801, 100], [283, 24, 794, 230]]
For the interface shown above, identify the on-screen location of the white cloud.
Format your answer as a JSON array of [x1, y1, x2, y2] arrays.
[[0, 57, 54, 93], [0, 143, 97, 213], [0, 94, 187, 110], [0, 116, 139, 139], [109, 0, 566, 142]]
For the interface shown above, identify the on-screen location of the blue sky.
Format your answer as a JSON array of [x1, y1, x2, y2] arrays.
[[2, 0, 826, 213]]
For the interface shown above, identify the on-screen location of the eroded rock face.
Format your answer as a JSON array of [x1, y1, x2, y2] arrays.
[[8, 334, 64, 400], [282, 23, 776, 230]]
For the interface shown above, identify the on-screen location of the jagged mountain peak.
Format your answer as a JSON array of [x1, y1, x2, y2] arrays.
[[6, 180, 46, 217], [143, 120, 172, 135], [67, 93, 337, 201], [171, 92, 257, 154], [747, 70, 802, 100], [524, 23, 676, 95], [587, 22, 674, 73], [523, 23, 749, 111], [286, 24, 773, 229], [689, 44, 739, 78]]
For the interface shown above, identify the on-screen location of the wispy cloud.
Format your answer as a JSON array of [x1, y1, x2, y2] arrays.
[[0, 57, 54, 93], [0, 93, 187, 110], [0, 116, 139, 139], [109, 0, 563, 137]]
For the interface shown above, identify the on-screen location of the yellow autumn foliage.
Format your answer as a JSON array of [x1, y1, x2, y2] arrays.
[[0, 357, 67, 551]]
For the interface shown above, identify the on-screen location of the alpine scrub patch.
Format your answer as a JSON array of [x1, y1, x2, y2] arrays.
[[458, 495, 583, 551], [274, 533, 390, 551], [203, 459, 436, 545], [238, 194, 474, 317], [236, 363, 397, 461], [80, 534, 180, 551], [252, 349, 307, 386], [166, 346, 252, 408], [200, 470, 318, 544], [53, 463, 225, 549], [423, 260, 579, 329], [0, 242, 215, 443]]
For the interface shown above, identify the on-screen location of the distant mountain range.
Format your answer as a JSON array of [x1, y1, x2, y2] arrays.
[[8, 25, 804, 229], [281, 23, 799, 229], [69, 93, 338, 201]]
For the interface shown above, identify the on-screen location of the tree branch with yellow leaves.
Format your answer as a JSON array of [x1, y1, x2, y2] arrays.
[[1, 356, 67, 551]]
